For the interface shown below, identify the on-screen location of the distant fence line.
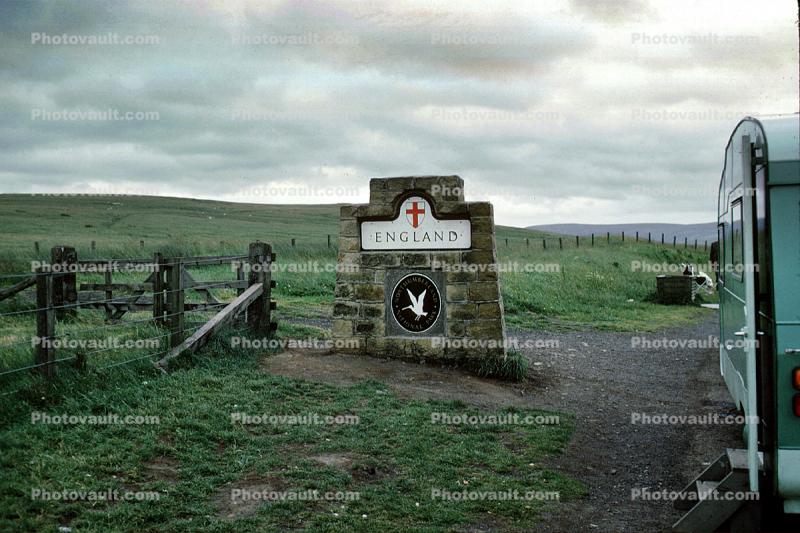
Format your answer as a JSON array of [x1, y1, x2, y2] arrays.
[[498, 232, 710, 252], [27, 233, 711, 256]]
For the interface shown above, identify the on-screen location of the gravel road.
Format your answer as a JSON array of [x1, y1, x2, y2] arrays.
[[519, 314, 742, 532]]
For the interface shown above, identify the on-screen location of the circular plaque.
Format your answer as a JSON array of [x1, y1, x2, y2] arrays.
[[391, 273, 441, 333]]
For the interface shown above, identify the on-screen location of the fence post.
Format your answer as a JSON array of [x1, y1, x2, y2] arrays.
[[684, 237, 688, 248], [167, 259, 184, 348], [543, 239, 546, 250], [327, 234, 331, 248], [607, 232, 610, 244], [591, 233, 594, 246], [694, 239, 698, 250], [291, 238, 296, 247], [636, 231, 639, 242], [648, 232, 651, 243], [505, 238, 508, 247], [622, 231, 625, 242], [248, 242, 274, 335], [661, 233, 664, 244], [576, 235, 579, 248], [236, 259, 245, 297], [153, 252, 164, 326], [35, 269, 55, 379], [91, 241, 96, 254], [673, 236, 676, 247], [526, 238, 529, 249], [558, 237, 562, 250], [34, 241, 40, 254], [140, 240, 145, 250], [104, 261, 113, 322], [704, 241, 708, 251], [51, 246, 77, 319]]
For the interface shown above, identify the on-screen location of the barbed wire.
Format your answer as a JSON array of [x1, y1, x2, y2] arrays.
[[0, 272, 38, 281], [95, 349, 171, 370], [0, 279, 245, 318], [0, 301, 236, 350], [0, 293, 154, 317], [0, 322, 206, 376], [79, 324, 204, 358], [0, 355, 78, 378]]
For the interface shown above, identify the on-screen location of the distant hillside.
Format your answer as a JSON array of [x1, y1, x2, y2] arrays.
[[526, 222, 717, 244], [0, 194, 546, 257]]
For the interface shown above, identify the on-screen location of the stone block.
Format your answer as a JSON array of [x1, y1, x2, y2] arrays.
[[471, 234, 494, 251], [468, 282, 499, 301], [361, 303, 384, 319], [401, 253, 430, 267], [340, 218, 359, 238], [446, 270, 476, 283], [477, 302, 502, 319], [463, 250, 495, 265], [339, 236, 360, 253], [471, 216, 494, 234], [466, 320, 504, 340], [334, 283, 353, 299], [446, 283, 468, 302], [468, 202, 493, 217], [447, 321, 466, 337], [353, 283, 384, 302], [447, 302, 476, 321], [332, 319, 353, 338], [333, 301, 359, 318], [355, 321, 378, 334], [362, 253, 400, 268]]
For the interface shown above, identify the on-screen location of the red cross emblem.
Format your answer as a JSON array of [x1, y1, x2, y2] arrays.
[[404, 199, 426, 228]]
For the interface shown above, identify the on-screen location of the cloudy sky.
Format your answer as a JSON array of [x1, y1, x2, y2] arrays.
[[1, 0, 797, 227]]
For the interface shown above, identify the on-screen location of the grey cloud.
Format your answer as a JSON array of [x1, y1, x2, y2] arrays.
[[569, 0, 656, 23], [0, 0, 796, 225]]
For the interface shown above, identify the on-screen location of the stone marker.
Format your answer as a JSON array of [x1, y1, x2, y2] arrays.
[[333, 176, 507, 362]]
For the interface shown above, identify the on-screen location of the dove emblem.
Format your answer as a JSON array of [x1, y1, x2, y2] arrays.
[[402, 289, 427, 320]]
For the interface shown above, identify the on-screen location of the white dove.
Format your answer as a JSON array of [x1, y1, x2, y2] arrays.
[[402, 289, 427, 320]]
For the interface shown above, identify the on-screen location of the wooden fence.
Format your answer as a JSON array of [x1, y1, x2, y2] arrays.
[[0, 241, 277, 380]]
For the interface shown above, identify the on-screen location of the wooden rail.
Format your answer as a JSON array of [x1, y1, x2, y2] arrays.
[[154, 282, 264, 371], [0, 275, 36, 302]]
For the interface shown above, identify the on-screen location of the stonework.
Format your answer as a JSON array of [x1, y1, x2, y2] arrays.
[[333, 176, 507, 362]]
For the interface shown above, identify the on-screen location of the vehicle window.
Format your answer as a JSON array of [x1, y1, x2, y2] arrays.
[[731, 199, 743, 280]]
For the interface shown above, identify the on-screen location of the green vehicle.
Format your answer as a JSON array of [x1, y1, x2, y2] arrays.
[[674, 114, 800, 531]]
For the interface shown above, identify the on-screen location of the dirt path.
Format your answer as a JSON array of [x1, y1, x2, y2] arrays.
[[264, 314, 740, 532], [522, 316, 740, 532]]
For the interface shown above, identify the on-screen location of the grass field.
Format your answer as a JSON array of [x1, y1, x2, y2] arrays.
[[0, 194, 715, 531], [0, 335, 584, 532], [0, 194, 713, 333]]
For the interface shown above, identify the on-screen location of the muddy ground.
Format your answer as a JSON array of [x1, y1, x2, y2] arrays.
[[264, 314, 742, 532]]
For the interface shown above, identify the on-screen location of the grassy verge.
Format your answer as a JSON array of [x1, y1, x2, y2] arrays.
[[499, 244, 716, 331], [0, 335, 583, 532]]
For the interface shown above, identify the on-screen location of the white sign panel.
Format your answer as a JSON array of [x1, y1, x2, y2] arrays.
[[361, 196, 471, 250]]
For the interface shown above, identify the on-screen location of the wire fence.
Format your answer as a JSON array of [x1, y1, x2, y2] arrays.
[[13, 233, 715, 268], [494, 233, 712, 252]]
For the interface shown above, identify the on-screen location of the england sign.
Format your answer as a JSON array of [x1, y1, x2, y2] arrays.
[[361, 196, 471, 250]]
